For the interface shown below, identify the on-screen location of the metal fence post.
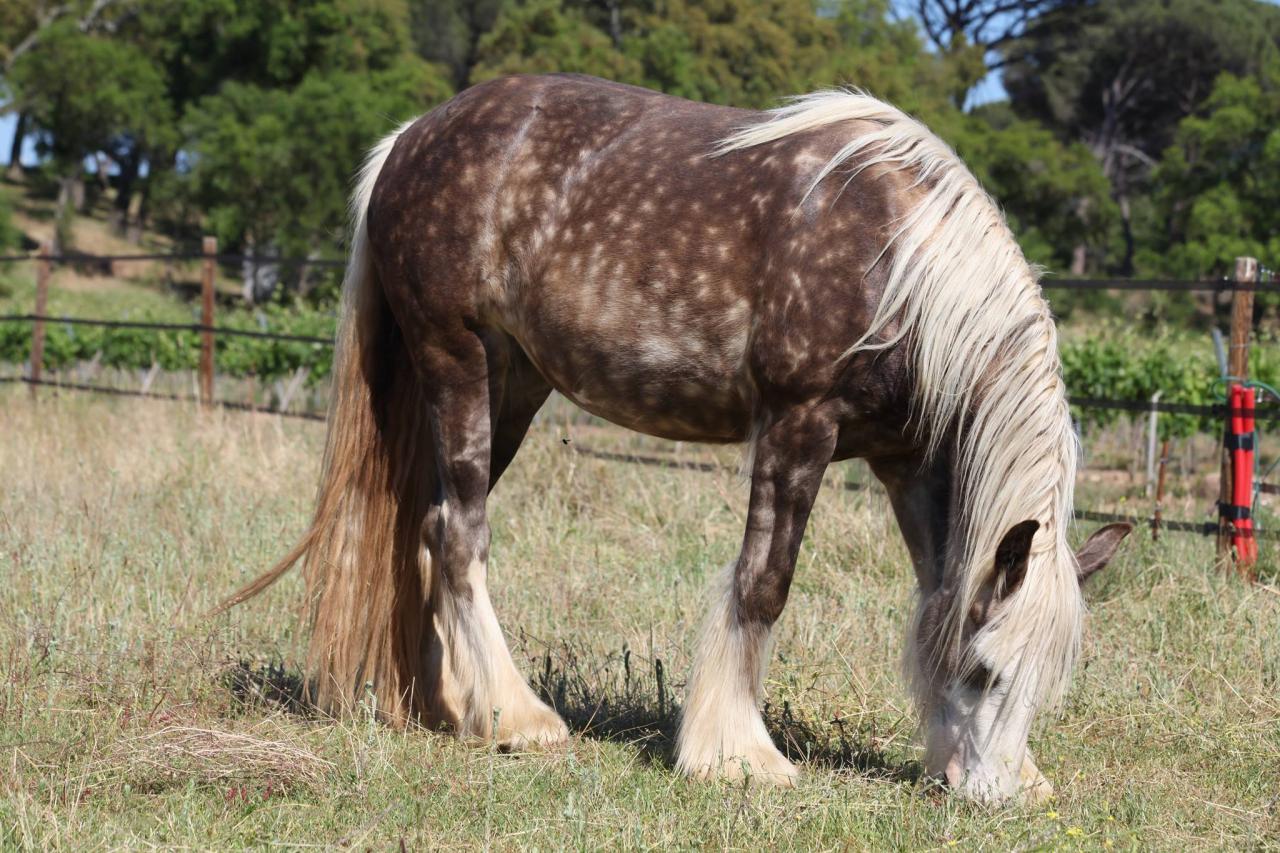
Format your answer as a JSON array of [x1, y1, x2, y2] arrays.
[[29, 242, 51, 399], [1217, 256, 1256, 570], [200, 236, 216, 408]]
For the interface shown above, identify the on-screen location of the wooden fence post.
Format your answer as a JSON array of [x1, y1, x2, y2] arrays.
[[29, 241, 51, 399], [200, 236, 216, 408], [1153, 439, 1169, 541], [1217, 256, 1256, 567]]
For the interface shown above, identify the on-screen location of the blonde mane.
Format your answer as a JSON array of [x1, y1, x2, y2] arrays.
[[718, 91, 1083, 721]]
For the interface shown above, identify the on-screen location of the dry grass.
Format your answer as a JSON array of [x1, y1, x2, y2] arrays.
[[93, 722, 334, 792], [2, 387, 1279, 849]]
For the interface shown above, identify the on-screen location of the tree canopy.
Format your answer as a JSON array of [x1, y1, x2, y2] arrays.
[[1143, 60, 1280, 277], [1, 0, 1276, 293], [1004, 0, 1280, 272]]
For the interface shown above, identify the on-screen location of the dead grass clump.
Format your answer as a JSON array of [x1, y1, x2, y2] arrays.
[[94, 722, 333, 793]]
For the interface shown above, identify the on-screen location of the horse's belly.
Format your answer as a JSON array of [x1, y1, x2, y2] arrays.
[[510, 291, 755, 443]]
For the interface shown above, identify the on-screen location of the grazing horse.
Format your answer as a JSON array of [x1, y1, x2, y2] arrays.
[[222, 74, 1131, 803]]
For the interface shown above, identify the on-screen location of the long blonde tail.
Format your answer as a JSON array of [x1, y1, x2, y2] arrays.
[[214, 121, 443, 725]]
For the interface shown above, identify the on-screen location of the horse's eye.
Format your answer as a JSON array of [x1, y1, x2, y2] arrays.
[[961, 663, 1000, 691]]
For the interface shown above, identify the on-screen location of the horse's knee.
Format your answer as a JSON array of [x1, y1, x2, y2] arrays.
[[424, 501, 490, 596], [734, 562, 793, 627]]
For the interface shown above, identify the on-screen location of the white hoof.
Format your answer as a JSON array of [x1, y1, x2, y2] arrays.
[[495, 700, 570, 751], [678, 738, 798, 786], [1018, 755, 1054, 805]]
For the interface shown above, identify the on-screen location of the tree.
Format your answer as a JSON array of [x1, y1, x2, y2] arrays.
[[622, 0, 838, 107], [133, 0, 450, 260], [464, 0, 892, 109], [1003, 0, 1280, 273], [141, 0, 425, 107], [470, 0, 642, 82], [82, 0, 461, 295], [946, 102, 1119, 275], [1, 0, 128, 176], [409, 0, 506, 89], [907, 0, 1076, 58], [902, 0, 1082, 105], [182, 63, 449, 300], [422, 0, 1010, 112], [1141, 62, 1280, 280], [0, 0, 122, 72], [8, 20, 168, 248], [821, 0, 957, 112], [565, 0, 629, 46]]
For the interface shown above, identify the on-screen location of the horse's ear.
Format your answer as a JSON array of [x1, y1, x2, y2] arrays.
[[1075, 523, 1132, 585], [993, 520, 1040, 598]]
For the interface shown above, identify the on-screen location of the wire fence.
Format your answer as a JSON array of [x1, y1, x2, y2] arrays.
[[3, 372, 1271, 543], [0, 313, 333, 344], [568, 446, 1279, 541], [5, 249, 1280, 290], [3, 247, 1276, 549], [1044, 277, 1280, 293], [3, 311, 1277, 421], [0, 250, 347, 268], [0, 375, 326, 421]]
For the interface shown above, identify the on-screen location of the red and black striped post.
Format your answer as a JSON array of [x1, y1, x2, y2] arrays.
[[1218, 257, 1257, 576]]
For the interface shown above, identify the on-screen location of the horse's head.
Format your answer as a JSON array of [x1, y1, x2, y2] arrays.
[[916, 521, 1131, 803]]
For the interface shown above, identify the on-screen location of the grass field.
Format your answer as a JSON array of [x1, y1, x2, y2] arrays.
[[0, 179, 246, 321], [3, 389, 1279, 850]]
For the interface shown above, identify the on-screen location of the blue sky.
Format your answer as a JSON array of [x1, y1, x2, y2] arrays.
[[2, 114, 35, 167]]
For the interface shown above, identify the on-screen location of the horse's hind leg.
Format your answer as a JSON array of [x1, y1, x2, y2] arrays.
[[419, 329, 567, 748], [488, 341, 552, 491], [676, 408, 837, 784]]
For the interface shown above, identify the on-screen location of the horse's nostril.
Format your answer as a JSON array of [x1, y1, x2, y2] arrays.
[[942, 757, 966, 789]]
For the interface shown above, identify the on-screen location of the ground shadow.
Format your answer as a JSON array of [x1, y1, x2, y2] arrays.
[[165, 277, 245, 307], [224, 647, 922, 785], [530, 642, 678, 765], [224, 659, 313, 717], [528, 639, 923, 784]]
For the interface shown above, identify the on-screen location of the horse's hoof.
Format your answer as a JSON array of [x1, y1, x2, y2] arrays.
[[682, 744, 799, 787], [495, 702, 570, 751], [1019, 757, 1054, 805]]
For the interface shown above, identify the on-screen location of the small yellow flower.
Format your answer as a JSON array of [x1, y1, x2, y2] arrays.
[[946, 841, 958, 847], [1046, 810, 1060, 820], [1106, 815, 1115, 822], [1066, 827, 1083, 837], [1104, 841, 1114, 849]]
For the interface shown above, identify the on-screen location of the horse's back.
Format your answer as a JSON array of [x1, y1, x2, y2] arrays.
[[368, 75, 905, 443]]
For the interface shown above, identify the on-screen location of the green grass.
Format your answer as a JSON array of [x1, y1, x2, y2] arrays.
[[2, 389, 1279, 849], [0, 259, 201, 321], [0, 177, 240, 321]]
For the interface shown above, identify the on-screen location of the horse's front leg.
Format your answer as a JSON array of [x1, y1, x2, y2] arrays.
[[676, 408, 837, 785]]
